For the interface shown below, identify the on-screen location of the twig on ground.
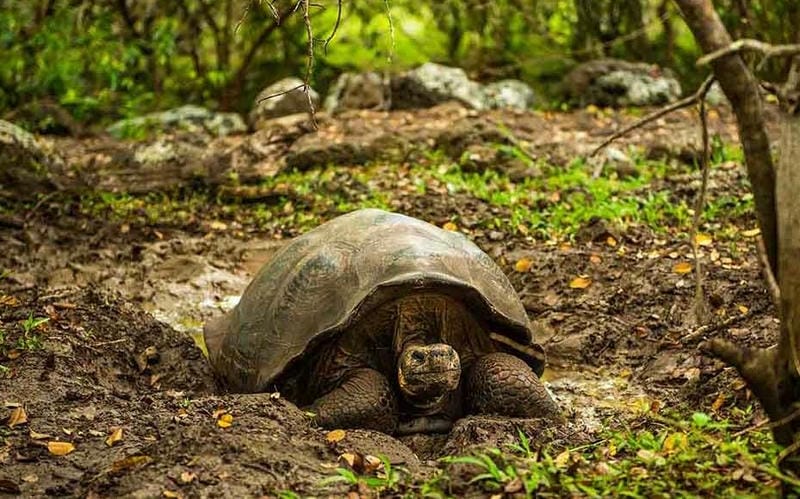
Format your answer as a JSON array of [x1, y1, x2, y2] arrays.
[[590, 74, 716, 157], [690, 84, 714, 325]]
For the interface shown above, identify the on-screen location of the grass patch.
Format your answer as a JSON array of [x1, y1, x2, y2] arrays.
[[310, 412, 791, 498], [73, 143, 753, 242]]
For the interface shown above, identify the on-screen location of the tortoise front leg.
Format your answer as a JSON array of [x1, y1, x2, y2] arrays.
[[466, 353, 561, 419], [309, 368, 398, 433]]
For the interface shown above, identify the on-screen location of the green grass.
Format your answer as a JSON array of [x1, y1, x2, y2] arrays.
[[72, 143, 754, 242], [309, 412, 791, 498]]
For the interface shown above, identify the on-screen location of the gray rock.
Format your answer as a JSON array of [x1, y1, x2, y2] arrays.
[[249, 77, 320, 129], [705, 81, 729, 106], [107, 105, 246, 138], [564, 58, 682, 107], [324, 72, 389, 114], [390, 62, 487, 110], [0, 119, 64, 199], [483, 79, 535, 110]]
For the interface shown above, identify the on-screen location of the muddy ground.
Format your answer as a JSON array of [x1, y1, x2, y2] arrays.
[[0, 104, 782, 497]]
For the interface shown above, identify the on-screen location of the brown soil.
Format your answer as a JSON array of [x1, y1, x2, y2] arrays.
[[0, 104, 778, 497]]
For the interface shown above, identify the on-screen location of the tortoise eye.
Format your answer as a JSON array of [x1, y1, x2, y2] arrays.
[[411, 351, 425, 362]]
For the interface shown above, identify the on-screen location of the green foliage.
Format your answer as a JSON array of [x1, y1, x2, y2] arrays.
[[17, 312, 48, 351], [319, 455, 403, 493]]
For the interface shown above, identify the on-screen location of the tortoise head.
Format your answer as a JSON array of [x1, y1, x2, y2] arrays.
[[397, 343, 460, 408]]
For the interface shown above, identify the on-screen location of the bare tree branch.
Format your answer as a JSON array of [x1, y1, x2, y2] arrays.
[[674, 0, 778, 281], [590, 74, 715, 157], [697, 38, 800, 67]]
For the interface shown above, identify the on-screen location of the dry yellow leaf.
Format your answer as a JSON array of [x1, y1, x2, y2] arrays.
[[180, 471, 196, 484], [516, 224, 529, 235], [7, 406, 27, 428], [0, 295, 20, 307], [217, 413, 233, 428], [589, 254, 602, 264], [737, 304, 749, 315], [325, 429, 346, 443], [741, 228, 761, 238], [711, 393, 726, 413], [694, 233, 713, 246], [339, 452, 359, 468], [442, 222, 458, 232], [672, 262, 693, 274], [554, 450, 571, 468], [606, 236, 617, 247], [569, 276, 592, 289], [111, 455, 152, 473], [662, 432, 688, 454], [47, 441, 75, 456], [514, 258, 533, 273], [363, 455, 383, 474], [29, 429, 51, 440], [106, 427, 123, 447], [163, 491, 183, 498], [585, 104, 600, 114]]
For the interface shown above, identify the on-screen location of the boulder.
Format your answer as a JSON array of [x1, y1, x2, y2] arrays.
[[323, 72, 389, 114], [249, 77, 320, 129], [483, 79, 536, 110], [390, 62, 487, 110], [0, 119, 64, 199], [564, 59, 682, 107], [107, 105, 246, 139]]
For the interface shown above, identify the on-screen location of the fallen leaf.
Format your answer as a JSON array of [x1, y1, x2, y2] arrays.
[[325, 429, 346, 443], [212, 408, 227, 419], [217, 413, 233, 428], [180, 471, 196, 484], [554, 450, 571, 468], [111, 455, 152, 473], [363, 455, 383, 474], [89, 430, 105, 437], [442, 222, 458, 232], [21, 474, 37, 483], [694, 233, 713, 246], [737, 304, 749, 315], [7, 406, 28, 428], [569, 276, 592, 289], [504, 477, 523, 494], [106, 427, 123, 447], [47, 441, 75, 456], [6, 350, 20, 360], [517, 224, 529, 235], [269, 392, 281, 400], [0, 295, 20, 307], [209, 221, 227, 231], [163, 490, 183, 498], [637, 449, 657, 461], [29, 429, 51, 440], [742, 228, 761, 238], [711, 393, 726, 413], [589, 254, 602, 264], [514, 258, 533, 273], [606, 236, 617, 247], [662, 433, 688, 454], [586, 104, 600, 114], [119, 223, 130, 234], [672, 262, 693, 274], [339, 452, 361, 469]]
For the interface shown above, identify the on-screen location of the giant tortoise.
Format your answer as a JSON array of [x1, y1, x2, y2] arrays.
[[204, 208, 559, 434]]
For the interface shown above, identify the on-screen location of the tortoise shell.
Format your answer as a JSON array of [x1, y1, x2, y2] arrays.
[[204, 208, 545, 392]]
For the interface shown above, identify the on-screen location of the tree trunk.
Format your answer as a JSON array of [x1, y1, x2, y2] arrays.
[[673, 0, 800, 482]]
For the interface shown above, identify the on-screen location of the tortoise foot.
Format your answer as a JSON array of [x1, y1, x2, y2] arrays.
[[310, 368, 398, 433], [467, 353, 561, 420]]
